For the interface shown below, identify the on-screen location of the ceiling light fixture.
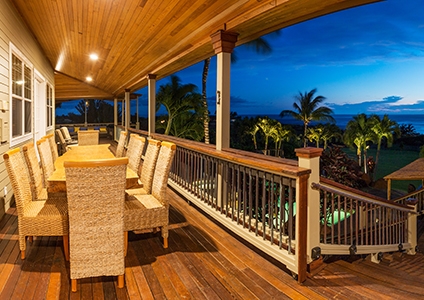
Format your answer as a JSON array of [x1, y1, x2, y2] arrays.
[[86, 76, 93, 82], [89, 53, 98, 60]]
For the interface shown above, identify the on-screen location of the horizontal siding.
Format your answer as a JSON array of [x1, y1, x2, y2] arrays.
[[0, 0, 55, 218]]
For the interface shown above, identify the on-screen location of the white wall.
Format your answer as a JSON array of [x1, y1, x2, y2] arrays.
[[0, 0, 55, 217]]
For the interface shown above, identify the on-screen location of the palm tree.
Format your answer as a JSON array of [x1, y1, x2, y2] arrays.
[[306, 126, 324, 147], [257, 117, 278, 154], [156, 75, 203, 136], [343, 113, 376, 173], [271, 123, 293, 157], [201, 36, 273, 144], [280, 88, 335, 147], [370, 114, 400, 170], [157, 110, 204, 141], [320, 123, 342, 149], [248, 124, 260, 150]]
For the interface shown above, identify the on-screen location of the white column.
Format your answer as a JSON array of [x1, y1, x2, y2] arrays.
[[121, 99, 124, 125], [114, 97, 118, 140], [210, 30, 238, 212], [216, 52, 231, 150], [125, 89, 131, 130], [147, 74, 157, 137], [210, 30, 238, 151], [136, 95, 140, 130]]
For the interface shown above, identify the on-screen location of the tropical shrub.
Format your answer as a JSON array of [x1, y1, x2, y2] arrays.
[[320, 146, 366, 188]]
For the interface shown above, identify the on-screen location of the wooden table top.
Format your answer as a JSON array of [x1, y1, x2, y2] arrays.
[[48, 144, 139, 193]]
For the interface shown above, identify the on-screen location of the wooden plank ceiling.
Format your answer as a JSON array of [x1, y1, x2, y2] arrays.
[[11, 0, 379, 101]]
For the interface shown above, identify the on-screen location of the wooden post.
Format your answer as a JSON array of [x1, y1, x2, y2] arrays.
[[125, 89, 130, 131], [147, 74, 157, 137], [407, 204, 417, 255], [296, 147, 323, 281], [114, 98, 118, 140], [211, 30, 238, 212]]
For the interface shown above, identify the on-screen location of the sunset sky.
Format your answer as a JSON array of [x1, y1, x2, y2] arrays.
[[57, 0, 424, 117]]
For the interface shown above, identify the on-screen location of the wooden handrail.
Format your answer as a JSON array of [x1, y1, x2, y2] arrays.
[[128, 128, 311, 178], [313, 179, 416, 212]]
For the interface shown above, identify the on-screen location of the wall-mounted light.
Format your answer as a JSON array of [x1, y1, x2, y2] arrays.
[[0, 100, 9, 112], [216, 90, 221, 105]]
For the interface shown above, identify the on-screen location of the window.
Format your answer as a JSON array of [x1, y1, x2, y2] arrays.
[[11, 52, 32, 139], [46, 83, 53, 127]]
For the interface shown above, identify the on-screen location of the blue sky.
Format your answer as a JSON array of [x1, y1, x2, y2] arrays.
[[57, 0, 424, 117]]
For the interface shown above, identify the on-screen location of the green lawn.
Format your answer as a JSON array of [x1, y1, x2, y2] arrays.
[[343, 147, 421, 192]]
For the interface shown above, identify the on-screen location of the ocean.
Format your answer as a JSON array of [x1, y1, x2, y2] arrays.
[[240, 114, 424, 135]]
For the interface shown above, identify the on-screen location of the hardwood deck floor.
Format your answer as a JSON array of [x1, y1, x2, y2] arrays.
[[1, 187, 423, 299]]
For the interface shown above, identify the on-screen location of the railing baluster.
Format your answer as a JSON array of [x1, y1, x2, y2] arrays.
[[262, 172, 266, 240]]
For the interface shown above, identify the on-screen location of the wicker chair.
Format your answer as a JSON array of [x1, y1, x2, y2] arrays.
[[126, 134, 146, 175], [126, 138, 161, 196], [56, 129, 69, 155], [78, 130, 99, 146], [45, 133, 58, 162], [115, 131, 127, 158], [3, 148, 69, 260], [36, 138, 56, 187], [124, 141, 176, 251], [22, 142, 48, 201], [60, 126, 78, 144], [65, 157, 128, 292]]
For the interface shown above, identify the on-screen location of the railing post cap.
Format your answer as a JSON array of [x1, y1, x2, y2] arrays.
[[295, 147, 323, 159]]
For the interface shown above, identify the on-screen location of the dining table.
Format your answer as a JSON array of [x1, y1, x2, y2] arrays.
[[47, 144, 139, 193]]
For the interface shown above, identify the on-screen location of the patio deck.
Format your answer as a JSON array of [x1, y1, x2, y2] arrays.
[[1, 186, 424, 299]]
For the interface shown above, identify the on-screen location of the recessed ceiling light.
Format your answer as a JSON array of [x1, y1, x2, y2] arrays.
[[86, 76, 93, 82], [89, 53, 98, 60]]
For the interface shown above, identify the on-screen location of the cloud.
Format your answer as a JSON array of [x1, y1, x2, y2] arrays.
[[328, 96, 424, 114]]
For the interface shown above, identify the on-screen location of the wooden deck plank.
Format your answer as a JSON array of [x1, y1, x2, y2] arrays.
[[168, 189, 324, 300], [170, 225, 247, 299], [124, 266, 143, 300], [46, 272, 61, 300], [125, 243, 155, 299], [168, 228, 226, 300], [32, 237, 60, 299], [182, 220, 273, 299], [20, 237, 50, 299], [130, 237, 166, 299], [1, 187, 424, 299], [166, 230, 221, 300], [92, 277, 106, 300], [146, 238, 193, 299], [329, 260, 424, 298], [139, 237, 179, 299]]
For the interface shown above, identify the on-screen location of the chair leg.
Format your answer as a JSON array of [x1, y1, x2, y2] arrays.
[[21, 250, 25, 260], [118, 274, 124, 288], [124, 231, 128, 257], [71, 279, 77, 292], [63, 235, 69, 261], [161, 227, 169, 249]]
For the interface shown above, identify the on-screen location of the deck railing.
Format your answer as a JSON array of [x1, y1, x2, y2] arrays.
[[393, 188, 424, 214], [126, 128, 418, 280], [312, 177, 417, 259], [128, 128, 311, 282]]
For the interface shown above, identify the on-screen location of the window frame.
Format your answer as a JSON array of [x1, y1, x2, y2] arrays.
[[46, 82, 53, 129], [9, 44, 33, 146]]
